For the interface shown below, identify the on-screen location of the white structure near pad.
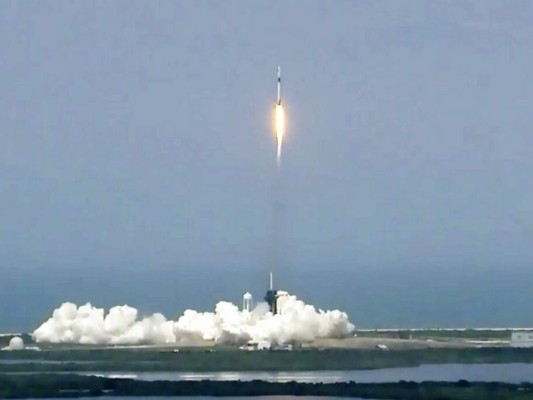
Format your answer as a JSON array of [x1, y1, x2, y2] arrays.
[[511, 332, 533, 348]]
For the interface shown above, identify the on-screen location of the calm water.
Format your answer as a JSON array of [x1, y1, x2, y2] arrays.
[[88, 363, 533, 383]]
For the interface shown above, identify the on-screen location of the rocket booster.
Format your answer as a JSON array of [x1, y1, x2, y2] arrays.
[[277, 66, 281, 105], [274, 66, 285, 162]]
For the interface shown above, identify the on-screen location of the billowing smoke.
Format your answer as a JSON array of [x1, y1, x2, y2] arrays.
[[33, 295, 354, 346]]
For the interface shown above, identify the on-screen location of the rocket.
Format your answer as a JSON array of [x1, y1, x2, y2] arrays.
[[277, 66, 282, 106], [274, 67, 285, 161]]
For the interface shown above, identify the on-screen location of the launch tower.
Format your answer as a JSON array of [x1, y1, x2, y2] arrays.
[[265, 272, 278, 314]]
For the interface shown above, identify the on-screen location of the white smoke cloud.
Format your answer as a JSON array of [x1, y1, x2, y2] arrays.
[[33, 295, 355, 346]]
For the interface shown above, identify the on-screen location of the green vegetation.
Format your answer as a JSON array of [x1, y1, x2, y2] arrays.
[[0, 374, 532, 399], [356, 329, 513, 340], [2, 347, 533, 372]]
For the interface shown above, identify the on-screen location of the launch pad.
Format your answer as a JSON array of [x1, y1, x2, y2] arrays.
[[264, 272, 289, 315]]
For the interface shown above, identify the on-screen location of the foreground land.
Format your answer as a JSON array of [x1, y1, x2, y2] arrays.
[[2, 347, 533, 372], [1, 330, 531, 373], [1, 374, 533, 399], [0, 328, 522, 351]]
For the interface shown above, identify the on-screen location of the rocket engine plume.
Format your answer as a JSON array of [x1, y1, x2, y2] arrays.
[[275, 104, 285, 163], [274, 66, 285, 165]]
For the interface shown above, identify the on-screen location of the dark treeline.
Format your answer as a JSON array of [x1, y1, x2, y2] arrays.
[[2, 347, 533, 372], [1, 374, 533, 399]]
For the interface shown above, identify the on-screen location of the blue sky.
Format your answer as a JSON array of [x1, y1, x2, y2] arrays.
[[0, 1, 532, 330]]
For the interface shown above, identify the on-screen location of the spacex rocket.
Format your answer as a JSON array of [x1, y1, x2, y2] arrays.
[[274, 66, 285, 163]]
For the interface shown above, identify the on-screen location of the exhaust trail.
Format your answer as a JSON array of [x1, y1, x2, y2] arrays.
[[268, 66, 286, 303]]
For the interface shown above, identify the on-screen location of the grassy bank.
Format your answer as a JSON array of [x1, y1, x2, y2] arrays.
[[355, 329, 514, 340], [2, 347, 533, 372]]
